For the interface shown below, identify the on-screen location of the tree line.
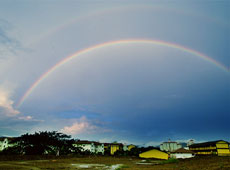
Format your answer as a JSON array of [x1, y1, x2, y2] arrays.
[[1, 131, 80, 155], [0, 131, 158, 156]]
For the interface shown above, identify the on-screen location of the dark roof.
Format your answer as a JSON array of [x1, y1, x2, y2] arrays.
[[189, 140, 228, 148], [171, 148, 194, 154]]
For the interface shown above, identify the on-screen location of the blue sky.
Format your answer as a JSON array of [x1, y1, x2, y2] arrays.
[[0, 0, 229, 146]]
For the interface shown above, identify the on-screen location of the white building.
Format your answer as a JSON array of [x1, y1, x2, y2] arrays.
[[94, 142, 104, 154], [73, 140, 104, 154], [170, 148, 195, 159], [160, 141, 182, 152]]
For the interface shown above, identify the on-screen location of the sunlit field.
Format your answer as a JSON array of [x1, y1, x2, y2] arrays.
[[0, 155, 229, 170]]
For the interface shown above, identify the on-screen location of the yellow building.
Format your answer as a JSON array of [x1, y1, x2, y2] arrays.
[[108, 143, 123, 155], [110, 144, 120, 155], [139, 149, 169, 160], [189, 140, 230, 156]]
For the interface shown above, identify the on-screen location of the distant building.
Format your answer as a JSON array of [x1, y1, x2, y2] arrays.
[[189, 140, 230, 156], [73, 140, 132, 155], [139, 149, 168, 160], [170, 148, 195, 159], [103, 142, 128, 155], [73, 140, 104, 154], [160, 141, 182, 152], [110, 143, 123, 155]]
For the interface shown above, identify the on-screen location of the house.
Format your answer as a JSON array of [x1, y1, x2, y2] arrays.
[[139, 149, 168, 160], [160, 141, 182, 152], [170, 148, 195, 159], [110, 143, 123, 155], [73, 140, 104, 154], [103, 142, 124, 155], [189, 140, 230, 156]]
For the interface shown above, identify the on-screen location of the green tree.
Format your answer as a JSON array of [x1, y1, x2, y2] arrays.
[[7, 131, 79, 155]]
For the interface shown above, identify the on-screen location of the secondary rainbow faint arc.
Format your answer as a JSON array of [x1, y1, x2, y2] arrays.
[[16, 39, 229, 108]]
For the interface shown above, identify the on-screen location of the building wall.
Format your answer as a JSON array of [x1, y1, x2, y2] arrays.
[[189, 140, 230, 156], [160, 142, 182, 152], [95, 144, 104, 154], [216, 141, 230, 156], [170, 153, 194, 159], [73, 143, 94, 152], [110, 145, 120, 155], [73, 142, 105, 154], [139, 149, 168, 160]]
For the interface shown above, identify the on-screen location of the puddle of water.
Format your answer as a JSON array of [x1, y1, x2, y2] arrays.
[[110, 164, 123, 170], [71, 163, 123, 170]]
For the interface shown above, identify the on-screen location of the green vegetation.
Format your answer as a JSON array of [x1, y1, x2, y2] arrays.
[[0, 131, 81, 155], [161, 158, 179, 164], [115, 165, 129, 170]]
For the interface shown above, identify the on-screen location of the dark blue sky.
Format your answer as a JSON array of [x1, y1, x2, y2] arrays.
[[0, 0, 229, 145]]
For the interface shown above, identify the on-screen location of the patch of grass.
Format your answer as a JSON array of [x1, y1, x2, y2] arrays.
[[145, 159, 152, 163], [179, 166, 187, 170], [121, 165, 129, 168], [161, 158, 179, 164], [219, 162, 224, 169]]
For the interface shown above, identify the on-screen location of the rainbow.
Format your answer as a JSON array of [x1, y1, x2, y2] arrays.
[[26, 5, 177, 46], [27, 4, 226, 47], [16, 39, 229, 108]]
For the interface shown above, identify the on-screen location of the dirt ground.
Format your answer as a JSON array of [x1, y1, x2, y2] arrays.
[[0, 155, 229, 170]]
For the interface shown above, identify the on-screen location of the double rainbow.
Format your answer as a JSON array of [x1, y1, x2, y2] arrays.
[[16, 39, 228, 108]]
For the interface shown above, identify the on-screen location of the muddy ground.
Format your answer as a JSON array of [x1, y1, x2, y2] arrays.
[[0, 155, 229, 170]]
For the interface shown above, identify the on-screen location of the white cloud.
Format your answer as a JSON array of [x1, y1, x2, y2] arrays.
[[0, 85, 20, 117], [18, 116, 32, 121], [61, 116, 104, 135]]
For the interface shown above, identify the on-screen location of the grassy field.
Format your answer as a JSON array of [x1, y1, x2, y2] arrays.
[[0, 155, 229, 170]]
